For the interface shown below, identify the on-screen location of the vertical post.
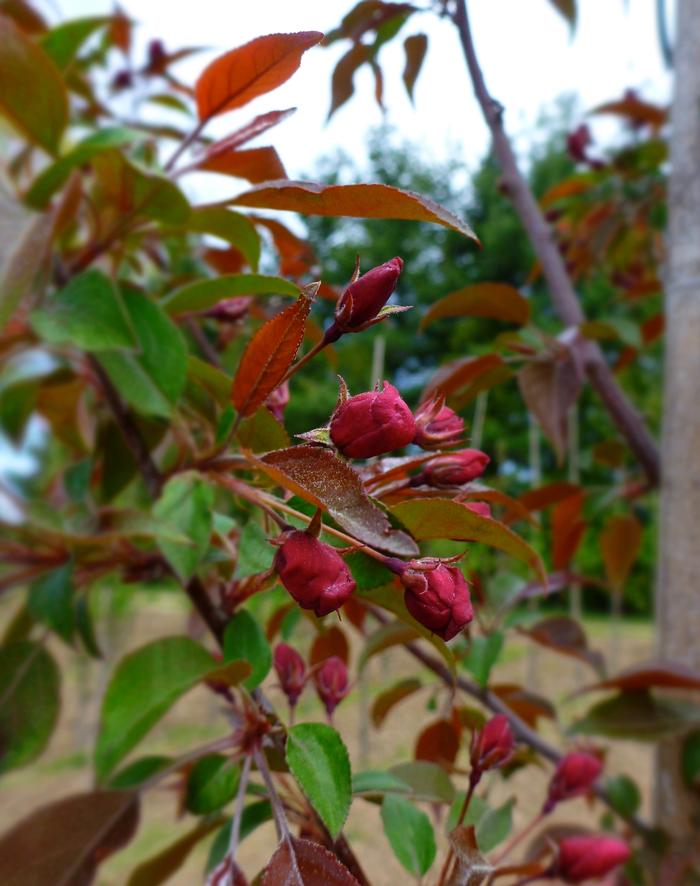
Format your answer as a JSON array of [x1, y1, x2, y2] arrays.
[[655, 0, 700, 834]]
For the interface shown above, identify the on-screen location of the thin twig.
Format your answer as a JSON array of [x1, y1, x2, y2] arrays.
[[451, 0, 660, 487], [253, 745, 304, 886], [227, 753, 252, 886]]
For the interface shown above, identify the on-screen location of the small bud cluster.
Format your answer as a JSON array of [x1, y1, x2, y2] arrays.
[[273, 643, 349, 721]]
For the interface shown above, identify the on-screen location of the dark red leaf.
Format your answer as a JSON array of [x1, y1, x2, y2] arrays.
[[202, 109, 296, 158], [421, 354, 505, 404], [521, 616, 604, 675], [250, 215, 317, 277], [0, 790, 139, 886], [551, 490, 585, 570], [328, 43, 372, 119], [262, 837, 360, 885], [252, 446, 419, 557], [600, 514, 642, 592], [578, 661, 700, 695], [420, 283, 530, 330]]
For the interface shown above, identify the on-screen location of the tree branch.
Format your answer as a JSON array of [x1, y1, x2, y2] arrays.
[[452, 0, 660, 487]]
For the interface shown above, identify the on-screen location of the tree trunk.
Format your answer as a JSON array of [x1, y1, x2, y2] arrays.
[[655, 0, 700, 835]]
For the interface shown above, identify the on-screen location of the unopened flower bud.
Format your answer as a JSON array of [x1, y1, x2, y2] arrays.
[[330, 382, 415, 459], [553, 835, 630, 884], [314, 656, 349, 718], [543, 751, 603, 813], [415, 449, 490, 488], [470, 714, 515, 777], [413, 396, 464, 450], [265, 381, 289, 422], [400, 560, 473, 641], [325, 257, 404, 341], [274, 531, 356, 617], [273, 643, 306, 707]]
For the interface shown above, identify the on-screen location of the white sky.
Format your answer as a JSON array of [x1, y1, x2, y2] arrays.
[[53, 0, 674, 178]]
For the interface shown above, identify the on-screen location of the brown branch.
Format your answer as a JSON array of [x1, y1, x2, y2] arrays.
[[452, 0, 660, 487], [88, 356, 162, 499]]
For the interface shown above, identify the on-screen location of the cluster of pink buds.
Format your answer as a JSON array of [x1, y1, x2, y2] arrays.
[[273, 644, 349, 722]]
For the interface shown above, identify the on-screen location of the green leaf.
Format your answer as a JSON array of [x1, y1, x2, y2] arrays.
[[388, 761, 455, 804], [381, 794, 436, 876], [27, 561, 75, 643], [94, 636, 215, 781], [222, 609, 271, 691], [352, 770, 412, 797], [462, 633, 504, 688], [571, 690, 700, 741], [163, 273, 299, 315], [286, 723, 352, 838], [187, 355, 232, 408], [75, 593, 102, 658], [26, 127, 140, 208], [392, 498, 547, 587], [682, 732, 700, 789], [99, 288, 188, 418], [40, 16, 110, 70], [0, 14, 68, 153], [185, 754, 240, 814], [205, 802, 273, 873], [236, 521, 275, 578], [605, 775, 641, 818], [31, 269, 136, 352], [468, 797, 513, 853], [109, 755, 172, 789], [0, 641, 60, 773], [187, 208, 260, 271], [236, 407, 290, 453], [153, 473, 214, 581]]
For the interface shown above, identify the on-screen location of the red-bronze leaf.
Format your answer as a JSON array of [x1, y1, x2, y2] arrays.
[[262, 837, 360, 885], [577, 661, 700, 695], [600, 514, 642, 592], [420, 283, 530, 330], [231, 180, 477, 240], [328, 43, 372, 119], [371, 677, 422, 728], [195, 32, 323, 122], [202, 108, 296, 158], [521, 616, 605, 675], [402, 33, 428, 103], [250, 215, 317, 277], [421, 354, 505, 403], [252, 446, 419, 557], [199, 146, 286, 183], [551, 489, 586, 570], [231, 289, 312, 418], [310, 625, 350, 667], [415, 718, 460, 767]]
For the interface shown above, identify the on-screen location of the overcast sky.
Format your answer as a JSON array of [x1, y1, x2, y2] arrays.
[[54, 0, 674, 178]]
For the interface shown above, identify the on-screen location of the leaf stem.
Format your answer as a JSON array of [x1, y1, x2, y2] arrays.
[[279, 338, 328, 385], [437, 776, 479, 886], [492, 811, 544, 866], [253, 745, 304, 886]]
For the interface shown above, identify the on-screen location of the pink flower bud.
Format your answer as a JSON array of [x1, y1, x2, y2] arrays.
[[413, 396, 464, 450], [314, 656, 350, 717], [273, 643, 306, 707], [265, 381, 289, 422], [326, 257, 404, 339], [543, 751, 603, 813], [274, 531, 356, 617], [330, 382, 416, 459], [553, 835, 630, 883], [461, 501, 492, 519], [416, 449, 490, 487], [470, 714, 515, 775], [400, 561, 473, 641]]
